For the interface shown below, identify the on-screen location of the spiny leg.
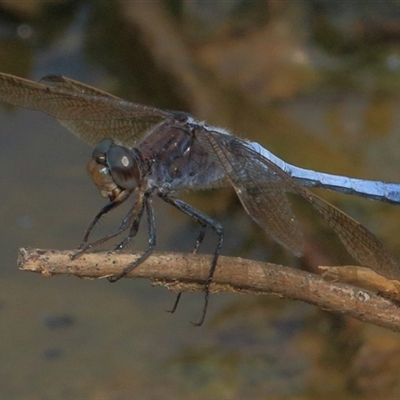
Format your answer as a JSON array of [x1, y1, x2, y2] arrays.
[[78, 189, 132, 248], [114, 199, 146, 251], [167, 220, 208, 314], [108, 195, 156, 282], [79, 201, 122, 247], [192, 223, 208, 254], [160, 194, 223, 326], [72, 195, 141, 259]]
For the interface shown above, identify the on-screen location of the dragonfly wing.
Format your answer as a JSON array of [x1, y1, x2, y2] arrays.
[[198, 128, 400, 279], [39, 75, 122, 99], [196, 129, 303, 257], [296, 188, 400, 280], [0, 72, 171, 147]]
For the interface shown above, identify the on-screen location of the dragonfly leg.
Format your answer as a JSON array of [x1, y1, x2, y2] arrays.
[[192, 222, 208, 254], [113, 199, 146, 251], [78, 201, 121, 248], [166, 221, 207, 315], [159, 194, 223, 326], [108, 195, 156, 282], [72, 195, 141, 259]]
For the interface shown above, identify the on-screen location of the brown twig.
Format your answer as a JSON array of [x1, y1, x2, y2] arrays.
[[17, 248, 400, 331]]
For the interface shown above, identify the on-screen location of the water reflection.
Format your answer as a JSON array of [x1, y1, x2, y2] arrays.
[[1, 1, 400, 398]]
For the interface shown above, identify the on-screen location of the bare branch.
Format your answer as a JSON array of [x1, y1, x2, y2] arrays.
[[18, 248, 400, 331], [320, 265, 400, 301]]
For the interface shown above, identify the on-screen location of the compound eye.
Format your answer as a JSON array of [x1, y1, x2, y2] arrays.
[[107, 145, 140, 190], [92, 139, 114, 163], [107, 145, 133, 170]]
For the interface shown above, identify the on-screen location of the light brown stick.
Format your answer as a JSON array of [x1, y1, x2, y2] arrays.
[[17, 248, 400, 331]]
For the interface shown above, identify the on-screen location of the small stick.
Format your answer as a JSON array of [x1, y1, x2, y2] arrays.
[[17, 248, 400, 331]]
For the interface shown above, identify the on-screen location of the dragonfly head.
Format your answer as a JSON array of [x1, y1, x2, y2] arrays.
[[87, 139, 142, 201]]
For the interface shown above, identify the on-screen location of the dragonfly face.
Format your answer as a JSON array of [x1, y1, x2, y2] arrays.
[[88, 138, 143, 202]]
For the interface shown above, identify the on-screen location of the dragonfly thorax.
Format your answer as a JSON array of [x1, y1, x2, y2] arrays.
[[87, 138, 142, 201]]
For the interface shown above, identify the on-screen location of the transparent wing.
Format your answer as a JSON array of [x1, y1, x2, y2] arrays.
[[39, 75, 122, 99], [196, 129, 303, 257], [196, 129, 400, 279], [0, 72, 172, 147]]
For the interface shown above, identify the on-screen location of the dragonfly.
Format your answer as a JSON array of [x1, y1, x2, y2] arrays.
[[1, 72, 400, 325]]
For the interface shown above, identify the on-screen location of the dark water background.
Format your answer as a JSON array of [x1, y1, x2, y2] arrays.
[[1, 1, 400, 398]]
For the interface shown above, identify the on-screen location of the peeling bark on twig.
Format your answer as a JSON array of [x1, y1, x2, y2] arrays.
[[17, 248, 400, 331]]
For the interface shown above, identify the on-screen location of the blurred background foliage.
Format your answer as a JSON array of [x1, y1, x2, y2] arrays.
[[1, 1, 400, 398]]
